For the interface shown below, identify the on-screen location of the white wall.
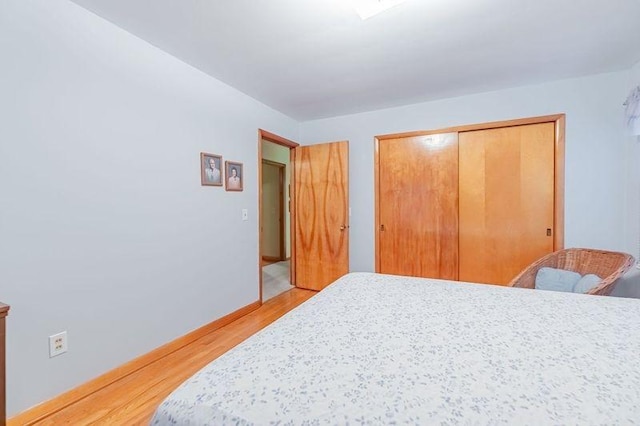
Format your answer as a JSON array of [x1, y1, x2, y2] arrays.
[[300, 72, 632, 275], [0, 0, 298, 416], [632, 60, 640, 84], [615, 60, 640, 297], [627, 59, 640, 258]]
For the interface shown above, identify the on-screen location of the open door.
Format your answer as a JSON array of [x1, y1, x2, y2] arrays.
[[293, 141, 349, 291]]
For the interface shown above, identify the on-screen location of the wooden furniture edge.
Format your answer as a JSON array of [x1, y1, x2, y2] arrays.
[[8, 300, 261, 426]]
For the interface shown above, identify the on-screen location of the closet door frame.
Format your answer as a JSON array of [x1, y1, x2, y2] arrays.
[[374, 114, 565, 273]]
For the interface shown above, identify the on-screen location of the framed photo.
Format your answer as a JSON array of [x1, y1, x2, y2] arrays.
[[225, 161, 243, 192], [200, 152, 223, 186]]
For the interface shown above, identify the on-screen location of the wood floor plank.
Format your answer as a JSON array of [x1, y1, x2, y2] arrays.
[[33, 288, 316, 425]]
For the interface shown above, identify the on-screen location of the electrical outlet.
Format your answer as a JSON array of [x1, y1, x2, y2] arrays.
[[49, 331, 68, 358]]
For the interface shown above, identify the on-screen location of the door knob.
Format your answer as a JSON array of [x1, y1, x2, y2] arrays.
[[340, 225, 347, 231]]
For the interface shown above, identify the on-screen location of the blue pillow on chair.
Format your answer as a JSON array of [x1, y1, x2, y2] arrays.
[[573, 274, 602, 294], [535, 267, 582, 292]]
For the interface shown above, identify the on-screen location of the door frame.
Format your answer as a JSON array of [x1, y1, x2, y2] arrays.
[[374, 113, 566, 272], [258, 129, 299, 304], [261, 159, 286, 261]]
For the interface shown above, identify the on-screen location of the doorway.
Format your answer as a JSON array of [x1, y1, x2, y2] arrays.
[[258, 130, 350, 302], [261, 142, 292, 301], [259, 131, 298, 302], [262, 160, 286, 262]]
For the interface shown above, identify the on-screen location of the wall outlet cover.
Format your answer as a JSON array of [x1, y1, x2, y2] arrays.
[[49, 331, 68, 358]]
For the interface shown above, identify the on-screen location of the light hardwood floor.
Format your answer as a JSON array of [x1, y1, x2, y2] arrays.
[[30, 288, 315, 425]]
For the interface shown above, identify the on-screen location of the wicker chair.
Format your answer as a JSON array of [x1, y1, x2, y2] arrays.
[[509, 248, 635, 296]]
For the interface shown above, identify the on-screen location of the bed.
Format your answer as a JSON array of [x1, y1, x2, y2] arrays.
[[151, 272, 640, 424]]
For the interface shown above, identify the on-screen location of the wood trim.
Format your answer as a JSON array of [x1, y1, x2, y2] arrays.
[[278, 164, 285, 260], [374, 138, 381, 272], [374, 114, 566, 273], [376, 114, 566, 141], [1, 303, 9, 426], [260, 129, 299, 148], [554, 115, 566, 250], [262, 159, 286, 167], [262, 256, 291, 263], [258, 129, 299, 298], [258, 134, 264, 303], [289, 148, 297, 287], [345, 140, 351, 259], [8, 301, 260, 426]]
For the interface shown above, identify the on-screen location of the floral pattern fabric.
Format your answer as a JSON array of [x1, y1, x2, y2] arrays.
[[151, 272, 640, 425]]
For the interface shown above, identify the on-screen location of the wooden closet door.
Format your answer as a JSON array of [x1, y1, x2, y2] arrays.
[[378, 133, 458, 279], [458, 123, 555, 285]]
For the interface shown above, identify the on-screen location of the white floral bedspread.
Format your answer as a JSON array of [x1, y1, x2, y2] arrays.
[[150, 272, 640, 425]]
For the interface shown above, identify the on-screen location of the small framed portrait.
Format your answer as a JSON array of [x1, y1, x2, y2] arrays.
[[225, 161, 243, 192], [201, 152, 223, 186]]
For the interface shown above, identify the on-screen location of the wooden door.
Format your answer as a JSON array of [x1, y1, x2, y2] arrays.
[[378, 133, 459, 279], [293, 141, 349, 291], [261, 161, 284, 260], [458, 123, 555, 285]]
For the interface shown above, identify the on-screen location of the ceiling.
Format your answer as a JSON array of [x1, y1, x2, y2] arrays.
[[70, 0, 640, 121]]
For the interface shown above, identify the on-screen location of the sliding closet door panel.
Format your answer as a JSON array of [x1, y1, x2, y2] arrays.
[[459, 123, 555, 285], [379, 133, 458, 279]]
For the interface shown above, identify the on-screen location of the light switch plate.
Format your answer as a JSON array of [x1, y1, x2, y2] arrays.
[[242, 209, 248, 221]]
